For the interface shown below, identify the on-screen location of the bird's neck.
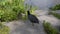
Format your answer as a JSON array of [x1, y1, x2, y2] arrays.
[[27, 11, 30, 15]]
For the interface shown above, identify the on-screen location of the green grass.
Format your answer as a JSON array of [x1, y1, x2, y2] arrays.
[[0, 10, 17, 22], [0, 0, 37, 22], [43, 21, 59, 34], [49, 4, 60, 11], [48, 12, 60, 19], [0, 23, 10, 34]]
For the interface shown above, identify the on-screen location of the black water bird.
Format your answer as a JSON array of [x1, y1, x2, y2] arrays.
[[27, 10, 39, 26]]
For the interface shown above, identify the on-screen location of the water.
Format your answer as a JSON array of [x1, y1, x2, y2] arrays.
[[25, 0, 60, 10]]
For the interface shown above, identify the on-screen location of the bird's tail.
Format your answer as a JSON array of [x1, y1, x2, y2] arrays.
[[37, 22, 39, 24]]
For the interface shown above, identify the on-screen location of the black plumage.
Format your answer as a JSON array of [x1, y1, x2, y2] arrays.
[[27, 10, 39, 26]]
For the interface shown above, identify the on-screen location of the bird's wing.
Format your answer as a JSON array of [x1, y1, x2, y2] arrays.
[[28, 15, 39, 22]]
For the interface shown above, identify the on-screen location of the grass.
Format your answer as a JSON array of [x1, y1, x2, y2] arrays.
[[43, 20, 59, 34], [0, 0, 37, 22], [48, 12, 60, 19], [49, 4, 60, 11], [0, 22, 10, 34]]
